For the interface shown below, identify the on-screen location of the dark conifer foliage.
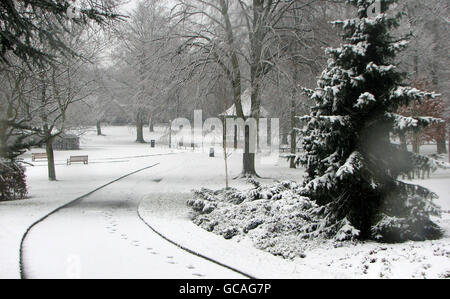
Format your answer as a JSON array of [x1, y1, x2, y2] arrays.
[[300, 0, 443, 242], [0, 0, 122, 65], [0, 160, 27, 201]]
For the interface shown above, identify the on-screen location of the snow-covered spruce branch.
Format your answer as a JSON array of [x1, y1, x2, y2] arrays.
[[386, 113, 443, 132], [389, 86, 440, 107]]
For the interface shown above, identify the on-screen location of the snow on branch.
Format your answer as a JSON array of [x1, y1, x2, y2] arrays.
[[336, 151, 363, 180], [354, 92, 376, 109], [390, 87, 439, 106], [366, 62, 395, 74], [335, 218, 360, 241], [350, 75, 365, 87], [386, 113, 443, 132], [326, 41, 370, 58], [299, 115, 350, 127], [302, 87, 315, 98], [389, 40, 409, 52], [304, 172, 334, 192], [332, 15, 385, 29]]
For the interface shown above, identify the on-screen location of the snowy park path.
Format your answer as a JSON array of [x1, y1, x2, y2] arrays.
[[20, 163, 246, 279]]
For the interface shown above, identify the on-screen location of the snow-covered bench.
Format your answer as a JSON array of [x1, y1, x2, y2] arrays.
[[67, 155, 88, 165], [279, 146, 302, 153], [31, 153, 47, 162]]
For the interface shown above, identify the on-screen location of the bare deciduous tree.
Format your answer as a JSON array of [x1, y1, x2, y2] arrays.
[[171, 0, 325, 177]]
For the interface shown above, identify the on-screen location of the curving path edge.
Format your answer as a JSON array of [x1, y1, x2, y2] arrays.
[[19, 163, 160, 279], [136, 201, 256, 279]]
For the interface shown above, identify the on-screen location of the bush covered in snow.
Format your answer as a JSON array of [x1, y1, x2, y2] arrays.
[[188, 180, 360, 259], [188, 177, 443, 259], [0, 159, 27, 201]]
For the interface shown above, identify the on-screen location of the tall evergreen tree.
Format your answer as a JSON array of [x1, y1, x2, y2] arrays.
[[0, 0, 121, 65], [300, 0, 443, 242]]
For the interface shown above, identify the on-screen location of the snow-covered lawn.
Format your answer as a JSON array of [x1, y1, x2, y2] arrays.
[[139, 194, 347, 278], [0, 126, 181, 278], [138, 157, 450, 279], [22, 166, 245, 279], [298, 168, 450, 279], [1, 126, 449, 279], [140, 143, 450, 279]]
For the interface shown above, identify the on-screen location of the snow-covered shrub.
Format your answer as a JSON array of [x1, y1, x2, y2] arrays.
[[0, 159, 27, 201], [187, 188, 218, 214], [189, 180, 338, 259], [371, 194, 442, 243]]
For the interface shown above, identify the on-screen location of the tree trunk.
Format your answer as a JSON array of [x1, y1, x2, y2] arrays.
[[46, 137, 56, 181], [290, 65, 299, 168], [149, 118, 154, 132], [234, 125, 238, 149], [168, 120, 172, 148], [96, 121, 102, 136], [0, 121, 7, 159], [136, 110, 145, 143], [242, 153, 256, 176], [223, 116, 229, 189], [290, 98, 297, 169], [241, 125, 257, 177], [437, 138, 447, 154], [412, 133, 420, 154], [399, 132, 407, 151], [412, 141, 420, 154], [281, 131, 288, 145], [136, 120, 145, 143]]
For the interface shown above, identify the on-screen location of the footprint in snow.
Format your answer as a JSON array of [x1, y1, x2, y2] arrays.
[[192, 273, 205, 277], [187, 265, 195, 270]]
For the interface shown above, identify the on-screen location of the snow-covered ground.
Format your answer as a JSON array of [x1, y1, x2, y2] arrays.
[[1, 126, 449, 279], [0, 126, 182, 278], [0, 126, 300, 278], [22, 165, 245, 279], [138, 150, 450, 279]]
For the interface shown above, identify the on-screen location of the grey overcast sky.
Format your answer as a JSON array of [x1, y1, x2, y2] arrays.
[[119, 0, 177, 15], [119, 0, 138, 14]]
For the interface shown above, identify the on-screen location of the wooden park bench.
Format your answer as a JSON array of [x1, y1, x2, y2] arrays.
[[32, 153, 47, 162], [67, 155, 89, 165], [279, 146, 302, 153]]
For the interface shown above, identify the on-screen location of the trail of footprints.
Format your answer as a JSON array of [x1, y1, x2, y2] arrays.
[[101, 207, 205, 277]]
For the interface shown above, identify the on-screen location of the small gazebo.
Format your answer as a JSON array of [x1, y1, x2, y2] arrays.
[[220, 89, 269, 149], [52, 133, 80, 150]]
